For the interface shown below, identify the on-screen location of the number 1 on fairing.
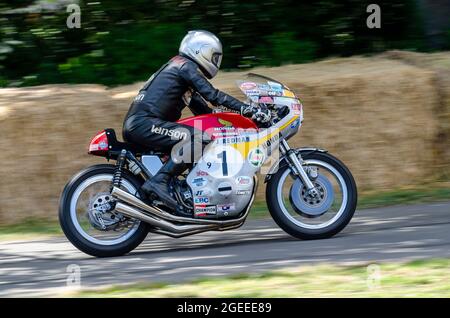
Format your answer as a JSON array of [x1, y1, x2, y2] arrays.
[[217, 151, 228, 176]]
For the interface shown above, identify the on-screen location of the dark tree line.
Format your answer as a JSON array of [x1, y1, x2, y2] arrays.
[[0, 0, 442, 87]]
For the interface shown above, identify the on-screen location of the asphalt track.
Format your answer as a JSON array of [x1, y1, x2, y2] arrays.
[[0, 201, 449, 297]]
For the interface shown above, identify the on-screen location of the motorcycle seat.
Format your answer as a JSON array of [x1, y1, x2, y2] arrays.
[[104, 128, 147, 154]]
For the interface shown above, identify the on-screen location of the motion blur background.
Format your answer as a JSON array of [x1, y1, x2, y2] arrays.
[[0, 0, 449, 86], [0, 0, 449, 224]]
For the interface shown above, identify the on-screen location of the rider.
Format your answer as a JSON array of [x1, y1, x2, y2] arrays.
[[123, 30, 270, 212]]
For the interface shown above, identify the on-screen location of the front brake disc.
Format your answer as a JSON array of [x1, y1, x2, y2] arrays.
[[289, 174, 334, 218]]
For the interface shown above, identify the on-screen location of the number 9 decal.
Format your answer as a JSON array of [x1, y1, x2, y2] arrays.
[[198, 145, 243, 178]]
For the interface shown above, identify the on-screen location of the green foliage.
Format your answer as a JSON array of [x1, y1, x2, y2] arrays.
[[0, 0, 436, 87]]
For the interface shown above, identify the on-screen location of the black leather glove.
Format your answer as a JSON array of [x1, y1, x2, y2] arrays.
[[241, 103, 271, 124]]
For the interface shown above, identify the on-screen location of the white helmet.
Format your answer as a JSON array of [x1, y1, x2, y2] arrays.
[[179, 30, 223, 79]]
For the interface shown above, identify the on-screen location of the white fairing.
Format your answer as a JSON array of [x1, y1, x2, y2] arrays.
[[186, 74, 303, 219]]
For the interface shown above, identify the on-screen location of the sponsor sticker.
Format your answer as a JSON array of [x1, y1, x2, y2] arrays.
[[196, 170, 209, 177], [194, 197, 210, 204], [283, 90, 296, 98], [248, 148, 265, 168], [259, 96, 274, 104], [291, 103, 302, 115], [98, 141, 108, 150], [217, 203, 236, 212], [195, 189, 212, 196], [290, 118, 300, 129], [150, 124, 187, 140], [268, 81, 283, 90], [236, 190, 251, 195], [218, 182, 232, 196], [217, 136, 250, 144], [192, 177, 207, 188], [267, 90, 282, 97], [257, 84, 271, 91], [194, 205, 216, 216], [244, 89, 261, 96], [218, 118, 233, 127], [261, 133, 280, 150], [236, 176, 252, 186], [240, 82, 257, 90]]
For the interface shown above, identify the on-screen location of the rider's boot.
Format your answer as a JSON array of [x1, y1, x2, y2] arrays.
[[141, 158, 187, 211]]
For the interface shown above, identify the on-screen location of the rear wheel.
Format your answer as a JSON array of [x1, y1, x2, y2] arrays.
[[266, 152, 357, 240], [59, 164, 148, 257]]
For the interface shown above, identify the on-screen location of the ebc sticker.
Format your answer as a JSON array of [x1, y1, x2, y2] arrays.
[[194, 197, 210, 204], [248, 148, 265, 168]]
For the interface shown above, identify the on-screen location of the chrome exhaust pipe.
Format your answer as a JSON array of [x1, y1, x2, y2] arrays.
[[111, 178, 257, 226], [115, 203, 218, 235]]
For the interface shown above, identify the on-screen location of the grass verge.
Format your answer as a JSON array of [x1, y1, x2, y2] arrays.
[[69, 258, 450, 297], [1, 184, 448, 241]]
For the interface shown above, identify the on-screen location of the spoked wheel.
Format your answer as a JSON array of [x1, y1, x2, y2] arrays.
[[59, 164, 148, 257], [266, 152, 357, 239]]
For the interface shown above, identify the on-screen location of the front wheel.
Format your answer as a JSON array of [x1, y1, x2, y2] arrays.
[[59, 164, 149, 257], [266, 151, 357, 240]]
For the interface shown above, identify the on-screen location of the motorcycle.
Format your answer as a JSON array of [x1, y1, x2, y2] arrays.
[[59, 73, 357, 257]]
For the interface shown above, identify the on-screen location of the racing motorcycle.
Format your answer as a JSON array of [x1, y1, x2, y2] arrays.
[[59, 74, 357, 257]]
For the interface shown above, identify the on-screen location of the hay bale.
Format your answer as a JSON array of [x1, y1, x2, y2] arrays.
[[0, 52, 446, 224]]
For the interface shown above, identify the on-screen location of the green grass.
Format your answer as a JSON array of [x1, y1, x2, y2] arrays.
[[357, 186, 450, 209], [0, 185, 448, 241], [0, 218, 62, 241], [69, 258, 450, 297], [249, 185, 450, 219]]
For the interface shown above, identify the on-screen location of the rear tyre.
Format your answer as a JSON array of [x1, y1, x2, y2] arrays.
[[59, 164, 149, 257]]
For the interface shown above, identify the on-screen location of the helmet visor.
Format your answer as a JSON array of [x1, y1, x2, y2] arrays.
[[212, 52, 222, 68]]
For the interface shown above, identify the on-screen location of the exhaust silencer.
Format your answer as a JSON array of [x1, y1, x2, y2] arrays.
[[115, 202, 218, 235]]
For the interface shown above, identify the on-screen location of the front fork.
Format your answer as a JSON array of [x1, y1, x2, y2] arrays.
[[279, 140, 319, 197]]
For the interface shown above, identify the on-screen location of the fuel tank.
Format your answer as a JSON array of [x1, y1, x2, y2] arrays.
[[177, 112, 257, 139]]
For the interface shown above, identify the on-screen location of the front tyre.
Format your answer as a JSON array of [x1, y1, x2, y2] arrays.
[[59, 164, 148, 257], [266, 152, 357, 240]]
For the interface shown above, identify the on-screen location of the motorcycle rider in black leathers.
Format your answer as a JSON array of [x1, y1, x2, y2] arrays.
[[123, 30, 270, 213]]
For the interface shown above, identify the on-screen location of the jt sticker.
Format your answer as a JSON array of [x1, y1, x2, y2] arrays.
[[217, 203, 236, 212], [240, 82, 257, 90], [248, 148, 265, 168], [236, 176, 252, 186], [195, 189, 212, 196], [218, 182, 232, 196], [192, 177, 207, 188], [236, 190, 251, 195], [194, 197, 210, 204]]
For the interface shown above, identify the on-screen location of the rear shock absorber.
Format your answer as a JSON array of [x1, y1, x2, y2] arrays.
[[112, 149, 127, 190]]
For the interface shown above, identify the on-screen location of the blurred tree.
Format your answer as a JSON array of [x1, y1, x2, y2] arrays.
[[0, 0, 439, 87]]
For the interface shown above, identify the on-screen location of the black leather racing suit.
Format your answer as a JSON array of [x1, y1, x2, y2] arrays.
[[123, 55, 247, 157]]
